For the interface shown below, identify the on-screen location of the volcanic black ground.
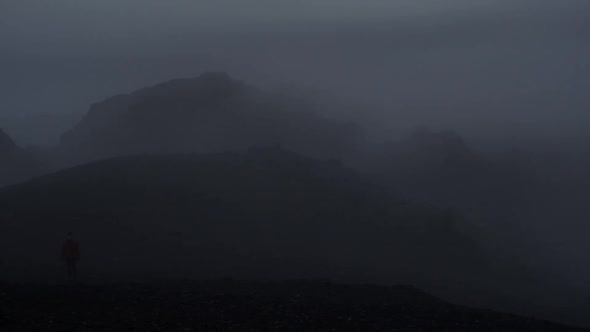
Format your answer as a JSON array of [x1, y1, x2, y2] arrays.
[[0, 280, 586, 331]]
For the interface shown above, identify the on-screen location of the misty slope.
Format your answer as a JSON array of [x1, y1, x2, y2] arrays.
[[368, 130, 590, 283], [0, 128, 40, 186], [0, 147, 494, 284], [371, 130, 535, 225], [60, 72, 358, 163]]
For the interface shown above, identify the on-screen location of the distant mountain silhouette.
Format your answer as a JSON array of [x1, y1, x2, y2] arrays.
[[61, 72, 358, 163], [0, 128, 40, 186]]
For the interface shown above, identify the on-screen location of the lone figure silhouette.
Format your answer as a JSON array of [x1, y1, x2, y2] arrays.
[[61, 232, 80, 279]]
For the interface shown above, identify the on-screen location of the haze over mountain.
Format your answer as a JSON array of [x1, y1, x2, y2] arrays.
[[1, 72, 587, 295], [2, 1, 589, 147], [1, 0, 589, 330]]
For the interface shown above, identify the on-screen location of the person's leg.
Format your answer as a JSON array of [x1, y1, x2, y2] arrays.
[[71, 261, 77, 278], [66, 260, 74, 278]]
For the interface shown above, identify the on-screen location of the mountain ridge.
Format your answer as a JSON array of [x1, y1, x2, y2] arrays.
[[60, 72, 358, 163]]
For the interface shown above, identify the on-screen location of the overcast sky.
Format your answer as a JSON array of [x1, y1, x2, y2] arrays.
[[1, 0, 589, 144]]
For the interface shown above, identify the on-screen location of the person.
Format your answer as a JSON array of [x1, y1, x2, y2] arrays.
[[61, 232, 80, 279]]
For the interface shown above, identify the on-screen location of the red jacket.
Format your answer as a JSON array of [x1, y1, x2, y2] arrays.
[[62, 239, 80, 260]]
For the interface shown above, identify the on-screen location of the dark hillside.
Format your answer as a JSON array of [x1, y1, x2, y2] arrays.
[[0, 148, 487, 284]]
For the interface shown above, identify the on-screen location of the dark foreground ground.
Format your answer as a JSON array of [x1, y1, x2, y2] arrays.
[[0, 280, 586, 332]]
